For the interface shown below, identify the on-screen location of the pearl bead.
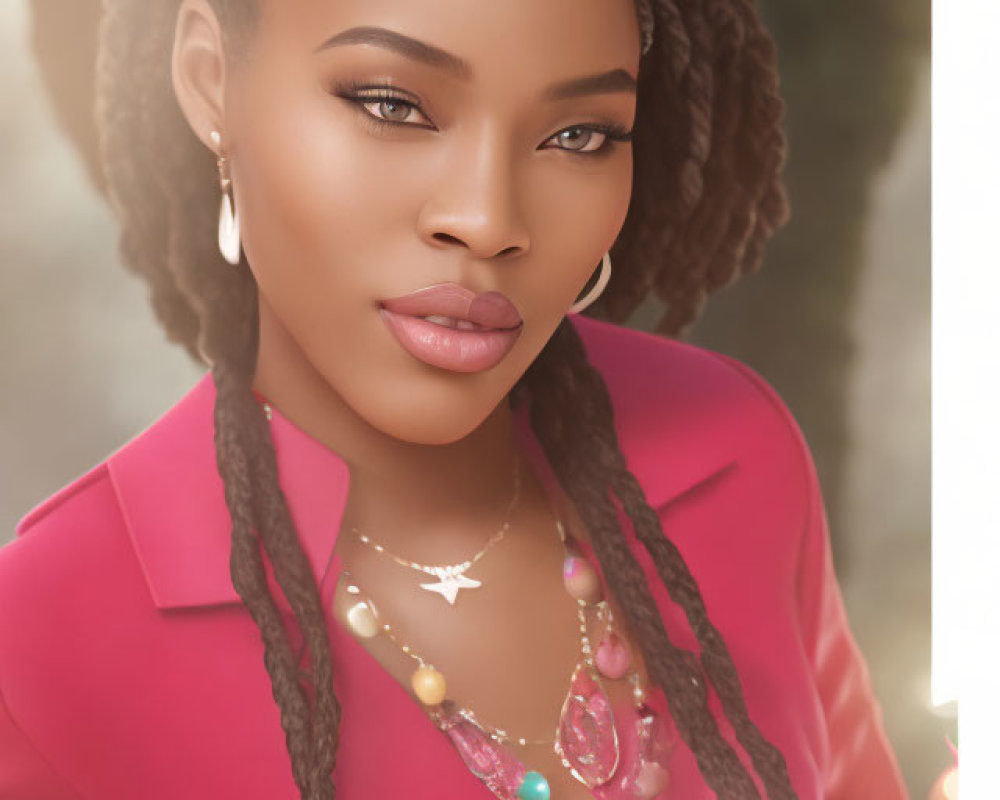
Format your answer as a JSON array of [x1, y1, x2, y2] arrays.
[[345, 601, 379, 639], [562, 554, 603, 604], [517, 770, 550, 800], [411, 665, 447, 706]]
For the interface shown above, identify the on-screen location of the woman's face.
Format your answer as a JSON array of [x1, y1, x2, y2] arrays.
[[190, 0, 640, 444]]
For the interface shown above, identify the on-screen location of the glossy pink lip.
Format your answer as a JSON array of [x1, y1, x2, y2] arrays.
[[379, 309, 523, 372], [379, 283, 522, 330], [378, 283, 523, 372]]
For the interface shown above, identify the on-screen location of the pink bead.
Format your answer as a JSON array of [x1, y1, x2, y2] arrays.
[[634, 761, 670, 798], [595, 631, 631, 680], [563, 554, 603, 604]]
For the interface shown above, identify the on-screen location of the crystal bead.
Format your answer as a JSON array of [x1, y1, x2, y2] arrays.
[[434, 700, 527, 799], [555, 664, 619, 788]]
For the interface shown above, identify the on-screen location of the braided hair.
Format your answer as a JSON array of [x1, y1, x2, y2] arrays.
[[86, 0, 793, 796]]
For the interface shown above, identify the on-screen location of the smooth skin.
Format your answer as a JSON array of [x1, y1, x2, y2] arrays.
[[172, 1, 642, 795]]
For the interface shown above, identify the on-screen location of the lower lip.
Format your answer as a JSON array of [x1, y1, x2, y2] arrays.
[[379, 308, 523, 373]]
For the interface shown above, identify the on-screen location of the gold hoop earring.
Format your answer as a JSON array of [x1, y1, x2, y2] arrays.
[[210, 130, 241, 265], [568, 252, 611, 315]]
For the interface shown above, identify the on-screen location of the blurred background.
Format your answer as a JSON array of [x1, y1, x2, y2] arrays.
[[0, 0, 949, 796]]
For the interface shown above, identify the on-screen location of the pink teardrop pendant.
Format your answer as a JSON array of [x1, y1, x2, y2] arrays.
[[562, 553, 603, 604], [595, 630, 632, 680], [434, 700, 527, 799], [555, 663, 620, 788]]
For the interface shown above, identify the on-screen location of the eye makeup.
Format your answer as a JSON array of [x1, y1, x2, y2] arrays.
[[330, 79, 436, 132], [326, 78, 634, 157]]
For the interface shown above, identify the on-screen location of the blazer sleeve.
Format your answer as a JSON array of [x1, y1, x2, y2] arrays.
[[794, 428, 910, 799], [0, 684, 83, 800], [707, 349, 909, 798]]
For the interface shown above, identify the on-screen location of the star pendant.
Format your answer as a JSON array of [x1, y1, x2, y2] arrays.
[[419, 566, 483, 605]]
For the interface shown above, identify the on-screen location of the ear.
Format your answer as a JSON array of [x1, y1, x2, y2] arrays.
[[171, 0, 228, 153]]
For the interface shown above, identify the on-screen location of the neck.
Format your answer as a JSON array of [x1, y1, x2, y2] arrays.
[[250, 295, 530, 550]]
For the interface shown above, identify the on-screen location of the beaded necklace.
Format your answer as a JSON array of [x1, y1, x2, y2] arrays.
[[253, 393, 675, 796], [337, 518, 674, 799]]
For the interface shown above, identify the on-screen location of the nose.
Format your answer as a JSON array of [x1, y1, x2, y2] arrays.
[[416, 126, 531, 261]]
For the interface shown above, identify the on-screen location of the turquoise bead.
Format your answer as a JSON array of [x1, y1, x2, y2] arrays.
[[517, 770, 550, 800]]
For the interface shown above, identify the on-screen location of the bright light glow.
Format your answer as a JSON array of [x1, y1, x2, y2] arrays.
[[943, 767, 958, 800], [932, 0, 1000, 798]]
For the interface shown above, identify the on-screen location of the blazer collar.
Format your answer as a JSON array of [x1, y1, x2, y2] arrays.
[[106, 317, 737, 611], [106, 372, 349, 609]]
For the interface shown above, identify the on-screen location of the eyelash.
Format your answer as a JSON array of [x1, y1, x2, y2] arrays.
[[329, 80, 633, 156]]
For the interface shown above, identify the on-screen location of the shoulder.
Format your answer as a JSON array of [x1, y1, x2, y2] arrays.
[[10, 459, 117, 540], [0, 458, 135, 724], [568, 314, 814, 511], [0, 374, 216, 635], [0, 457, 137, 653], [0, 460, 125, 592], [4, 371, 215, 562]]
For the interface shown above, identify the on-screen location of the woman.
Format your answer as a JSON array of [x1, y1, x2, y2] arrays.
[[0, 0, 909, 798]]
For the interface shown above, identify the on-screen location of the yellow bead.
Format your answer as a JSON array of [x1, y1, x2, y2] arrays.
[[411, 665, 447, 705]]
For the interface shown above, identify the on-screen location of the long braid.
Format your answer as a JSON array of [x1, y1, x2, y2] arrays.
[[156, 28, 341, 799], [716, 0, 790, 285], [95, 0, 202, 360], [167, 202, 338, 798], [97, 2, 338, 795], [600, 0, 791, 338], [655, 0, 747, 333], [74, 0, 797, 796], [523, 320, 771, 797], [652, 0, 790, 336], [212, 358, 321, 797], [526, 318, 798, 798], [605, 0, 693, 321]]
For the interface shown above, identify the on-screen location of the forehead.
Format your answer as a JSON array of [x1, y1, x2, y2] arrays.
[[254, 0, 641, 83]]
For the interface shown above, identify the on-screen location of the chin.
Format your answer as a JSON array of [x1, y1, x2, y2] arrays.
[[339, 376, 511, 446], [365, 405, 498, 446]]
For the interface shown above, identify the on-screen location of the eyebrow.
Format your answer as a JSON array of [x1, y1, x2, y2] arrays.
[[543, 69, 637, 100], [314, 26, 472, 79], [314, 26, 637, 100]]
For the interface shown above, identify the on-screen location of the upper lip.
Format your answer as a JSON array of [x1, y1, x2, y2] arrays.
[[379, 283, 523, 330]]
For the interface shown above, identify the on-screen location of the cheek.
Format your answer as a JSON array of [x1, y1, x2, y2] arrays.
[[520, 150, 634, 318], [230, 85, 452, 393], [232, 91, 386, 311]]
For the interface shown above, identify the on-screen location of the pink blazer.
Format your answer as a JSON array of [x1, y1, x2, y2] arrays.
[[0, 314, 908, 799]]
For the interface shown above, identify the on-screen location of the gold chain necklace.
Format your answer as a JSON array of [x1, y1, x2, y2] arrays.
[[261, 398, 521, 605], [349, 454, 522, 606]]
